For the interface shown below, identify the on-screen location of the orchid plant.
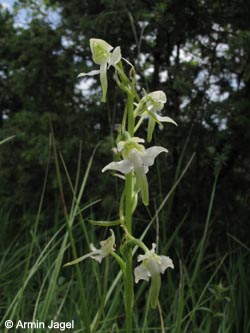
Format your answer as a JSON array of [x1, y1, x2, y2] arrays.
[[65, 38, 176, 332]]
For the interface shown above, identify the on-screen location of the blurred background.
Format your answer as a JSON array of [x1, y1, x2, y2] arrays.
[[0, 1, 249, 332]]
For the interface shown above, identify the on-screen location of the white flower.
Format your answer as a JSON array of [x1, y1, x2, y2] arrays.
[[102, 136, 168, 205], [64, 229, 115, 266], [78, 38, 121, 102], [135, 90, 177, 141], [134, 243, 174, 283], [134, 243, 174, 309]]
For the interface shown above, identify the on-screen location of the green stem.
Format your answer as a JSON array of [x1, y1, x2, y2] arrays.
[[125, 173, 133, 233], [127, 93, 135, 136], [124, 82, 135, 333], [124, 229, 149, 253], [124, 173, 133, 333], [110, 252, 126, 273], [125, 252, 133, 333]]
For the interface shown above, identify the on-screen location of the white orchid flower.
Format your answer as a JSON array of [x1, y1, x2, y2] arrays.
[[134, 243, 174, 308], [64, 229, 115, 266], [134, 243, 174, 282], [102, 136, 168, 206], [78, 38, 121, 102], [134, 90, 177, 141]]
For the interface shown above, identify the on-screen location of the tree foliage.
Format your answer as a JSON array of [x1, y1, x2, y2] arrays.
[[0, 0, 249, 244]]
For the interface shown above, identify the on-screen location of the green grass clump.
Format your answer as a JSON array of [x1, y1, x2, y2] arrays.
[[0, 141, 249, 333]]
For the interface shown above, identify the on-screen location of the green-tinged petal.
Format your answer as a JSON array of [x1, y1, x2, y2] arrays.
[[150, 272, 161, 309], [102, 160, 134, 174], [99, 229, 116, 255], [129, 149, 149, 206], [147, 116, 156, 142], [142, 146, 168, 167], [159, 255, 174, 272], [90, 38, 113, 52], [100, 62, 108, 102], [156, 114, 177, 126], [136, 168, 148, 206], [64, 253, 93, 267], [109, 46, 122, 66], [77, 70, 100, 78], [119, 136, 145, 159], [148, 90, 167, 104], [88, 249, 106, 263], [134, 263, 151, 283], [131, 190, 138, 214], [90, 38, 113, 65], [117, 140, 126, 152]]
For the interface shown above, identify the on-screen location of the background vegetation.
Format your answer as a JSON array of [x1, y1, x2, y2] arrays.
[[0, 0, 249, 332]]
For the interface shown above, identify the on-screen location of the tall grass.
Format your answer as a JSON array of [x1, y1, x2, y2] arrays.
[[0, 140, 249, 333]]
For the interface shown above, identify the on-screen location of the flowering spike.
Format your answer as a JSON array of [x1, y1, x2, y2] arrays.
[[74, 39, 176, 323]]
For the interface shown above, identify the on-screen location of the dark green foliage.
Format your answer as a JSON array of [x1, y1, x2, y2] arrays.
[[0, 3, 249, 326]]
